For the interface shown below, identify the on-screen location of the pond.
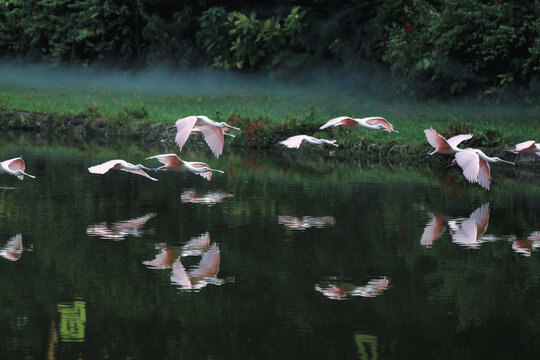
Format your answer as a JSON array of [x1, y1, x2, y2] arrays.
[[0, 139, 539, 359]]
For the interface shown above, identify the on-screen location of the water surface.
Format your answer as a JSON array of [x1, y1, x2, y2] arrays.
[[0, 142, 539, 359]]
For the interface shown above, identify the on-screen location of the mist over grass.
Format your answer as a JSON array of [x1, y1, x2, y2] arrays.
[[0, 62, 537, 148]]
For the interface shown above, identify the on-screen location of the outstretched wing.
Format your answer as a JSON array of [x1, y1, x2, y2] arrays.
[[198, 125, 225, 157], [170, 257, 192, 288], [424, 128, 450, 151], [364, 117, 397, 132], [146, 153, 183, 168], [191, 243, 220, 278], [279, 135, 308, 148], [121, 168, 159, 181], [455, 150, 480, 184], [471, 203, 490, 237], [447, 133, 473, 148], [174, 116, 199, 151], [420, 214, 445, 247], [3, 157, 26, 171], [319, 116, 356, 129], [191, 162, 213, 180], [515, 140, 535, 152], [476, 158, 491, 190], [88, 159, 123, 174]]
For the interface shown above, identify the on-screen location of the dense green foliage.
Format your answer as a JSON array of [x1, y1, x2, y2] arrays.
[[0, 0, 538, 100]]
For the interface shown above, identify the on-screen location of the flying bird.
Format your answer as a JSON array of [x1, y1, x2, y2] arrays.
[[454, 149, 514, 190], [0, 157, 35, 180], [146, 153, 224, 181], [172, 115, 240, 157], [278, 135, 338, 149], [319, 116, 398, 133], [507, 140, 539, 156], [88, 159, 158, 181], [508, 231, 540, 257], [424, 127, 472, 155]]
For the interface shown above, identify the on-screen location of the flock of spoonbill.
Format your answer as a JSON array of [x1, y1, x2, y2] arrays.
[[0, 114, 537, 191]]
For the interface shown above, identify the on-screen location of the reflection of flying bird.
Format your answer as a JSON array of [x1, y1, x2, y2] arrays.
[[0, 157, 35, 180], [315, 277, 391, 300], [170, 243, 225, 291], [172, 115, 240, 157], [142, 233, 211, 269], [508, 231, 540, 257], [420, 213, 446, 247], [319, 116, 398, 133], [448, 203, 491, 249], [146, 154, 223, 181], [180, 232, 211, 257], [142, 243, 181, 269], [278, 216, 336, 230], [88, 159, 158, 181], [424, 127, 472, 155], [455, 149, 514, 190], [278, 135, 338, 149], [507, 141, 539, 156], [180, 189, 232, 206], [0, 234, 23, 261], [86, 213, 156, 240]]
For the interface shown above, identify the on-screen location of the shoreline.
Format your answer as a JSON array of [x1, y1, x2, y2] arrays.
[[0, 109, 536, 167]]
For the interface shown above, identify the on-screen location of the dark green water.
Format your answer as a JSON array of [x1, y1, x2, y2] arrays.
[[0, 141, 539, 360]]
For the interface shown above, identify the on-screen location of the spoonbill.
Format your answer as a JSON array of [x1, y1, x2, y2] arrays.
[[454, 149, 514, 190], [507, 140, 539, 156], [319, 116, 398, 133], [146, 153, 224, 181], [88, 159, 158, 181], [508, 231, 540, 257], [278, 135, 338, 149], [172, 115, 240, 157], [0, 157, 35, 180], [424, 127, 473, 155]]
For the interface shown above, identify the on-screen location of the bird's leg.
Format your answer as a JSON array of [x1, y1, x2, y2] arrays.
[[444, 159, 456, 171]]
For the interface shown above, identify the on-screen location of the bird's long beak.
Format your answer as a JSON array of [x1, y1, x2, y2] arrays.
[[23, 172, 35, 179], [210, 169, 224, 174], [228, 126, 240, 131], [500, 159, 515, 165]]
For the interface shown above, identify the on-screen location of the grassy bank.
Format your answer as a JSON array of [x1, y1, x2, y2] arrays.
[[0, 83, 538, 163]]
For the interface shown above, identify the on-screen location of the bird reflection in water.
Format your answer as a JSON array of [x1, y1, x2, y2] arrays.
[[447, 203, 492, 249], [278, 216, 336, 230], [0, 234, 24, 261], [86, 213, 156, 240], [508, 231, 540, 257], [142, 232, 211, 269], [171, 243, 229, 291], [420, 213, 447, 248], [315, 277, 391, 300], [180, 189, 232, 206]]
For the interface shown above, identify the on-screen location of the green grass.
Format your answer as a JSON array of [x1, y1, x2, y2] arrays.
[[0, 83, 538, 148]]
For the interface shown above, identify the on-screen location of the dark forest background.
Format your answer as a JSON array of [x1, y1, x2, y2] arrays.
[[0, 0, 538, 101]]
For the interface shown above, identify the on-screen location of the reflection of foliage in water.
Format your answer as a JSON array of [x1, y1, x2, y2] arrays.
[[0, 141, 538, 359]]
